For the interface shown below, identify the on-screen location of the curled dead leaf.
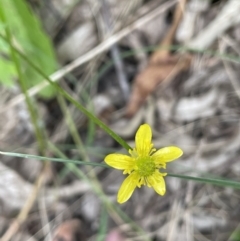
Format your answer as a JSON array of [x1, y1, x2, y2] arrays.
[[52, 219, 85, 241], [126, 54, 191, 117], [126, 0, 190, 117]]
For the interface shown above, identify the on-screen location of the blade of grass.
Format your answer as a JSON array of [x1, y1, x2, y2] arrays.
[[0, 150, 240, 190], [0, 150, 108, 168], [0, 5, 49, 241], [168, 173, 240, 189], [57, 94, 100, 187], [0, 3, 45, 153], [0, 32, 131, 151], [96, 206, 108, 241]]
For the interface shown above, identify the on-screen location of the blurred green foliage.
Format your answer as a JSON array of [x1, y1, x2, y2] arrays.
[[0, 0, 57, 98], [230, 230, 240, 241]]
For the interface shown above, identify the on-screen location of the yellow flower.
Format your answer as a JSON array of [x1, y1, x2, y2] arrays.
[[104, 124, 183, 204]]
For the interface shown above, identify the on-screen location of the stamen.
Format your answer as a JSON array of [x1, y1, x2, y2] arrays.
[[136, 156, 156, 177]]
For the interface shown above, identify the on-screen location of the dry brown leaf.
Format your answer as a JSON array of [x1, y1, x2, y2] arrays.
[[52, 219, 84, 241], [52, 219, 85, 241], [126, 54, 191, 117], [125, 0, 190, 117]]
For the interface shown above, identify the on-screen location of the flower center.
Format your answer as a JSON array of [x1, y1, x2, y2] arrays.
[[136, 156, 156, 177]]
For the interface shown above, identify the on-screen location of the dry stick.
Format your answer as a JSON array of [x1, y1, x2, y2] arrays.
[[101, 0, 129, 101], [0, 0, 177, 114], [150, 0, 187, 62], [167, 200, 181, 241], [39, 186, 53, 241], [1, 163, 49, 241], [220, 39, 240, 101], [184, 140, 205, 241], [187, 0, 240, 50]]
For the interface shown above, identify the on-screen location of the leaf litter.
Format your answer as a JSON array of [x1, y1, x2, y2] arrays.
[[1, 0, 240, 240]]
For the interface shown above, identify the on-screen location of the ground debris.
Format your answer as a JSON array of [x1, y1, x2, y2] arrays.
[[52, 219, 85, 241], [1, 0, 240, 240]]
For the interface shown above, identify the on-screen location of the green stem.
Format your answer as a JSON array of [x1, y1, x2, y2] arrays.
[[0, 4, 45, 154], [57, 95, 99, 183], [0, 149, 240, 190], [168, 173, 240, 189], [0, 33, 131, 151]]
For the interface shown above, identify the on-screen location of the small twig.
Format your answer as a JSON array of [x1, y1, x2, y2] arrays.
[[150, 0, 187, 62], [184, 139, 205, 241], [0, 163, 49, 241], [220, 38, 240, 101], [101, 0, 129, 101], [128, 34, 148, 71], [39, 185, 53, 241], [167, 200, 181, 241], [187, 0, 240, 50]]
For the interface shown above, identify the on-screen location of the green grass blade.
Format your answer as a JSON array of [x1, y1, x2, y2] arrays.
[[0, 0, 56, 97], [96, 206, 108, 241], [168, 173, 240, 189], [0, 32, 131, 151], [0, 150, 108, 168], [1, 150, 240, 190]]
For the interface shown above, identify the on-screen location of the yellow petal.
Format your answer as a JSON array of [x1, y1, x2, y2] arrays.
[[135, 124, 153, 156], [117, 172, 139, 203], [104, 154, 134, 170], [147, 172, 166, 196], [152, 146, 183, 164]]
